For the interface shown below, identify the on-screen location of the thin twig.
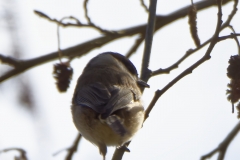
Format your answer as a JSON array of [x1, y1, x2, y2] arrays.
[[217, 33, 240, 41], [82, 0, 111, 34], [65, 134, 82, 160], [201, 121, 240, 160], [221, 0, 238, 29], [0, 34, 120, 83], [228, 25, 240, 55], [83, 0, 91, 24], [1, 0, 232, 83], [56, 16, 81, 62], [0, 148, 28, 160], [126, 34, 145, 58], [152, 38, 212, 75], [140, 0, 149, 12], [112, 1, 157, 160], [189, 0, 201, 47], [53, 134, 82, 160], [145, 0, 223, 120], [57, 18, 66, 62], [34, 10, 82, 26], [34, 10, 111, 34], [0, 54, 22, 67], [152, 0, 238, 76], [152, 33, 240, 76]]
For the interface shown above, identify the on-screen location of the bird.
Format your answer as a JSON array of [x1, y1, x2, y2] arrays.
[[71, 52, 149, 159]]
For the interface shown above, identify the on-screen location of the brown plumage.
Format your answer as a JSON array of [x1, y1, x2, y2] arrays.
[[71, 52, 149, 159]]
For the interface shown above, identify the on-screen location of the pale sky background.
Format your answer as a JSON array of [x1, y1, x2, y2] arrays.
[[0, 0, 240, 160]]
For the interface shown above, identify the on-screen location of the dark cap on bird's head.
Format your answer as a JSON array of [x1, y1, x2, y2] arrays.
[[84, 52, 138, 75]]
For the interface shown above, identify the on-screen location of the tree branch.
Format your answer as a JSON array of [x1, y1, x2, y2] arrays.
[[218, 33, 240, 41], [0, 34, 121, 83], [140, 0, 157, 85], [221, 0, 238, 29], [125, 34, 145, 58], [0, 0, 231, 83], [228, 25, 240, 54], [0, 148, 28, 160], [140, 0, 149, 12], [201, 121, 240, 160], [152, 32, 240, 76], [65, 134, 82, 160], [152, 0, 237, 76], [0, 54, 22, 67], [145, 0, 223, 121], [83, 0, 91, 24], [152, 38, 212, 75], [112, 0, 157, 160], [34, 10, 111, 34]]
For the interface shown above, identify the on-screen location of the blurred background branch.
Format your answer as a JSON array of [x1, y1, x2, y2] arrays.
[[1, 0, 239, 160], [0, 0, 232, 83]]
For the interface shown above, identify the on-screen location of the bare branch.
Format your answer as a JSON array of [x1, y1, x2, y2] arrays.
[[221, 0, 238, 29], [1, 0, 232, 83], [0, 34, 122, 83], [0, 54, 22, 67], [188, 2, 201, 47], [34, 10, 111, 34], [140, 0, 157, 84], [152, 38, 212, 75], [65, 134, 82, 160], [145, 0, 224, 120], [82, 0, 110, 34], [0, 148, 28, 160], [152, 0, 237, 76], [152, 32, 240, 76], [201, 121, 240, 160], [140, 0, 149, 12], [83, 0, 91, 24], [34, 10, 82, 26], [53, 134, 82, 160], [228, 25, 240, 54], [112, 0, 157, 159], [34, 10, 52, 20], [125, 34, 145, 58], [0, 1, 237, 160], [218, 33, 240, 41]]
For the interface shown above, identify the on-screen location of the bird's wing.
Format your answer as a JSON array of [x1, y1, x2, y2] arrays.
[[74, 82, 138, 118], [74, 82, 111, 113], [100, 85, 135, 118]]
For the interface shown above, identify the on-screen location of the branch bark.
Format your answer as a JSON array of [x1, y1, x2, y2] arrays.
[[112, 1, 157, 159], [0, 0, 232, 83], [201, 121, 240, 160]]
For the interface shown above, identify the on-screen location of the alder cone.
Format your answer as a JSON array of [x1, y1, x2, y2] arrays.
[[227, 55, 240, 80], [53, 62, 73, 92]]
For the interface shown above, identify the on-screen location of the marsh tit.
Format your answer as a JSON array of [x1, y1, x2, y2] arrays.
[[71, 52, 149, 159]]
